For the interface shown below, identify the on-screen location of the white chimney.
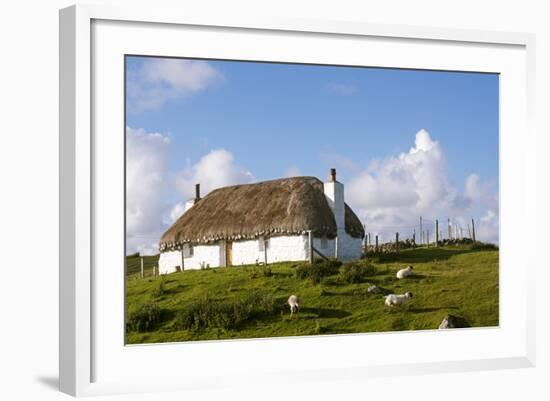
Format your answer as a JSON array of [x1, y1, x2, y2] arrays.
[[324, 168, 345, 258]]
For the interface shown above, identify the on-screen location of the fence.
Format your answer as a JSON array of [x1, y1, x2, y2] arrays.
[[363, 216, 479, 254], [126, 253, 160, 279]]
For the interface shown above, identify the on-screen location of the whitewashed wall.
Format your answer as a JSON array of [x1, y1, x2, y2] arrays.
[[312, 235, 362, 261], [339, 233, 363, 261], [159, 233, 362, 274], [232, 235, 309, 265], [312, 237, 336, 258], [158, 242, 223, 273], [323, 180, 363, 261]]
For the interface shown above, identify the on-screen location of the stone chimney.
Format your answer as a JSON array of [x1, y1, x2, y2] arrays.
[[195, 183, 201, 202], [329, 168, 336, 182], [323, 168, 345, 258], [184, 183, 201, 213]]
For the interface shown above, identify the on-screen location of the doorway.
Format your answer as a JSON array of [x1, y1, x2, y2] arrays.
[[226, 241, 233, 266]]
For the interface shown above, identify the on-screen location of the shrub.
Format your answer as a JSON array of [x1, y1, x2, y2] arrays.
[[314, 320, 328, 334], [175, 291, 281, 331], [294, 259, 342, 284], [126, 303, 162, 332], [249, 265, 273, 278], [470, 242, 499, 251], [151, 277, 166, 298], [338, 263, 376, 284], [247, 291, 279, 314], [391, 317, 406, 330]]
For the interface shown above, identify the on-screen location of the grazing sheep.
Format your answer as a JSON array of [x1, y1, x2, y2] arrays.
[[384, 292, 413, 307], [396, 265, 414, 279], [288, 295, 300, 316]]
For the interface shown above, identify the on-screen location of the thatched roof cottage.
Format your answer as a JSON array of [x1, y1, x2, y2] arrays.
[[158, 169, 364, 273]]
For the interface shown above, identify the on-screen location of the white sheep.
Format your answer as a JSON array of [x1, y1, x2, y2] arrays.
[[288, 295, 300, 316], [384, 292, 413, 307], [396, 265, 414, 279]]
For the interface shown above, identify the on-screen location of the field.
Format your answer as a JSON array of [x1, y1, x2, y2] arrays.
[[125, 245, 499, 344]]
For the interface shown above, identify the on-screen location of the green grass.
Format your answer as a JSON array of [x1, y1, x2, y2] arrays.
[[126, 254, 160, 279], [125, 245, 498, 344]]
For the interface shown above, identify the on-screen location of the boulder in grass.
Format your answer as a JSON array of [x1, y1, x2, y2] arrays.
[[368, 285, 382, 294], [439, 314, 469, 329], [439, 315, 456, 329]]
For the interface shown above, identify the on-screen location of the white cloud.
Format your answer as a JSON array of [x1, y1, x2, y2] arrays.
[[477, 209, 499, 244], [127, 58, 222, 113], [126, 136, 254, 254], [347, 129, 448, 213], [126, 127, 171, 254], [345, 129, 499, 244], [465, 174, 482, 200], [284, 166, 301, 177], [175, 149, 254, 201], [166, 202, 186, 224]]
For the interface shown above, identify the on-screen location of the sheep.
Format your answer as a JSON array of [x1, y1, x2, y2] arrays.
[[287, 295, 300, 316], [384, 292, 413, 307], [396, 265, 414, 279]]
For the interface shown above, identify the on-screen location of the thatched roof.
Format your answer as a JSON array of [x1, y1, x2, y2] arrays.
[[159, 176, 364, 250]]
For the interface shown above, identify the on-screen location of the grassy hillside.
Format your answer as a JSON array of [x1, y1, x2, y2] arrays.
[[125, 245, 498, 344], [126, 254, 160, 279]]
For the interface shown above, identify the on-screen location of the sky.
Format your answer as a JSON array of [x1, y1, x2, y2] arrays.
[[125, 56, 499, 255]]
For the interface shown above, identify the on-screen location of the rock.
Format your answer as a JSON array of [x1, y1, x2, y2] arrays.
[[439, 315, 456, 329], [368, 285, 382, 294]]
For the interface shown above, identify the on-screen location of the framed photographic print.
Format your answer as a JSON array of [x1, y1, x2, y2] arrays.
[[60, 4, 536, 397]]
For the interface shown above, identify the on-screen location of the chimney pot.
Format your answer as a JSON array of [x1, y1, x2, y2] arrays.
[[195, 183, 201, 201], [330, 168, 337, 182]]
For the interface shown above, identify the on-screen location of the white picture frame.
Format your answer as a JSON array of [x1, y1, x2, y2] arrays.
[[59, 4, 536, 397]]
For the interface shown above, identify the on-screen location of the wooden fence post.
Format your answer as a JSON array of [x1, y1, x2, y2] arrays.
[[375, 235, 379, 253], [435, 219, 439, 246], [471, 218, 476, 242], [413, 228, 416, 244], [395, 232, 399, 252], [427, 229, 430, 246], [419, 216, 423, 244], [264, 238, 268, 265], [308, 231, 314, 264], [140, 257, 144, 279]]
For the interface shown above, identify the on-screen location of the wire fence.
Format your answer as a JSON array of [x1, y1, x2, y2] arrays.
[[362, 216, 480, 248], [127, 216, 488, 263]]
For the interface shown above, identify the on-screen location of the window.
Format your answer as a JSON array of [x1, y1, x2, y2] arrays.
[[258, 237, 269, 252], [184, 244, 194, 258]]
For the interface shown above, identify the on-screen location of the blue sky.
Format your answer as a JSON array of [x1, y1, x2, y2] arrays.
[[125, 56, 499, 253]]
